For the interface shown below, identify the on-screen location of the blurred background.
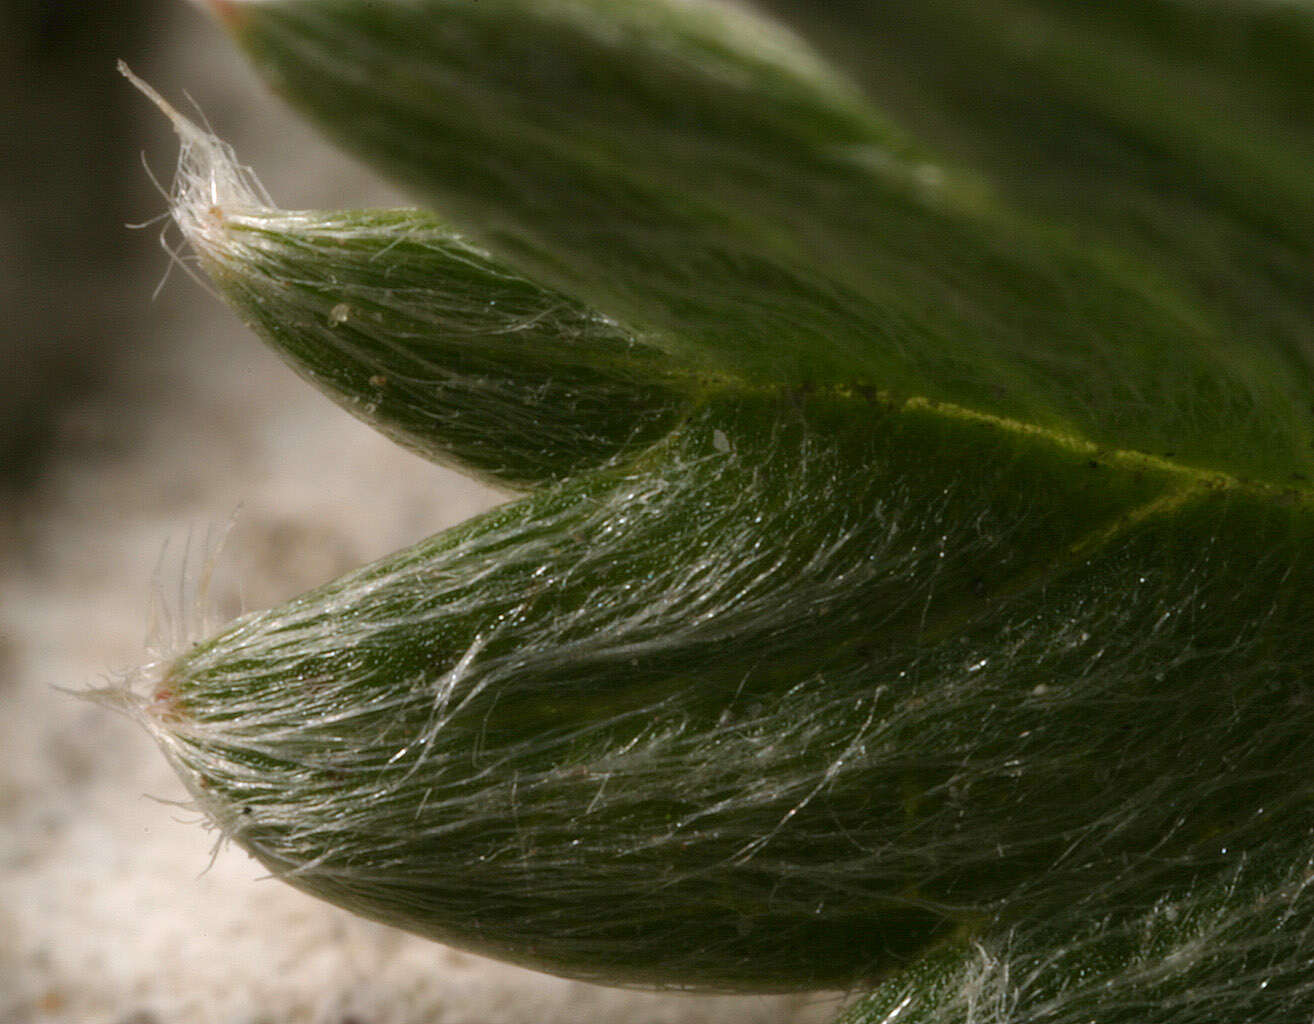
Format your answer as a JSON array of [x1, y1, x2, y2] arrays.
[[0, 2, 839, 1021]]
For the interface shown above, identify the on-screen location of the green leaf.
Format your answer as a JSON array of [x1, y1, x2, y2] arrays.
[[213, 0, 1314, 484], [193, 204, 694, 486], [756, 0, 1314, 376], [836, 842, 1314, 1024], [151, 389, 1314, 994], [118, 58, 693, 487], [122, 0, 1314, 1016]]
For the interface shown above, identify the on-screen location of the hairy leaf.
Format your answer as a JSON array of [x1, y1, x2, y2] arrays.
[[213, 0, 1314, 483], [117, 0, 1314, 1017]]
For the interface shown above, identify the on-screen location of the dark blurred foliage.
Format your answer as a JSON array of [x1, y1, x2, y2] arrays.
[[1, 0, 178, 496]]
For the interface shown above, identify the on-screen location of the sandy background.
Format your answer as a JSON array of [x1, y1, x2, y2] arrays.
[[0, 3, 842, 1021]]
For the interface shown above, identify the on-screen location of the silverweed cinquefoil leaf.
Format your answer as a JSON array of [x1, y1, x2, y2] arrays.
[[118, 0, 1314, 1019]]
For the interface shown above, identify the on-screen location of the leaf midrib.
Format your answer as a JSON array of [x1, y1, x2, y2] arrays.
[[689, 377, 1314, 504]]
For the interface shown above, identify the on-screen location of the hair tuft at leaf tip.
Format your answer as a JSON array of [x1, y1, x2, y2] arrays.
[[120, 61, 272, 257]]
